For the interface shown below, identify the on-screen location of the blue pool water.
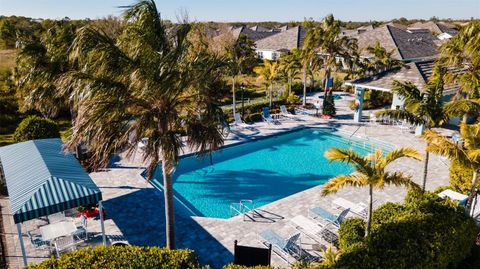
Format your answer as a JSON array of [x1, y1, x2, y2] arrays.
[[152, 128, 392, 219]]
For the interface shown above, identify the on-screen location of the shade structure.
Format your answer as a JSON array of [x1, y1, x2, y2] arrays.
[[0, 138, 102, 224]]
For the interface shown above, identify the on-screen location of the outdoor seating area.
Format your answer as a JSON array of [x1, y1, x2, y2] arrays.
[[0, 139, 107, 266]]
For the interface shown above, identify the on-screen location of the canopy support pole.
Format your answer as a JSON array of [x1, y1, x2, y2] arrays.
[[16, 223, 27, 266], [99, 201, 106, 246]]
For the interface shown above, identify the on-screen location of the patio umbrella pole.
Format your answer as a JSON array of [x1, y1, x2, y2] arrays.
[[16, 223, 27, 266], [99, 201, 106, 246]]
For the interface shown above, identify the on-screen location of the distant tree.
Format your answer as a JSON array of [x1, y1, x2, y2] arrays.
[[254, 59, 279, 107], [224, 33, 256, 117], [279, 52, 301, 96], [14, 19, 77, 118], [0, 19, 16, 49]]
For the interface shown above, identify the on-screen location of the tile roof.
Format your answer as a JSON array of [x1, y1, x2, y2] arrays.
[[255, 26, 308, 51], [356, 25, 439, 60], [217, 26, 278, 42], [346, 58, 460, 94], [249, 25, 272, 32], [346, 61, 427, 91], [409, 21, 458, 36]]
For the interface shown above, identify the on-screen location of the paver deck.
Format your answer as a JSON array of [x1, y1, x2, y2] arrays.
[[2, 93, 451, 268]]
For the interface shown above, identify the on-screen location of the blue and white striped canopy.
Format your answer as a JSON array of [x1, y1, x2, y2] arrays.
[[0, 138, 102, 223]]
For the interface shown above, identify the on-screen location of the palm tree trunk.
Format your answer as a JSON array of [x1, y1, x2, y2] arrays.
[[466, 170, 479, 216], [310, 73, 315, 92], [162, 159, 176, 249], [232, 76, 236, 116], [288, 76, 292, 96], [422, 150, 429, 191], [269, 84, 273, 108], [302, 66, 307, 106], [324, 68, 331, 95], [365, 185, 373, 237]]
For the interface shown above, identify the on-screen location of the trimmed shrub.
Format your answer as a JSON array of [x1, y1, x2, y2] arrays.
[[450, 160, 477, 194], [348, 90, 393, 111], [333, 192, 478, 269], [27, 246, 201, 269], [286, 93, 301, 105], [322, 90, 336, 116], [338, 218, 365, 249], [244, 112, 263, 123], [13, 115, 60, 142]]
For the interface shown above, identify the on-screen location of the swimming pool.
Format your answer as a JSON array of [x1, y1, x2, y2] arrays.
[[151, 128, 393, 219]]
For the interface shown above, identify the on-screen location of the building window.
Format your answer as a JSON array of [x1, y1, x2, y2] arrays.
[[256, 51, 264, 59]]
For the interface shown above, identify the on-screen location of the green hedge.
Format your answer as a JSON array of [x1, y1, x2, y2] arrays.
[[27, 246, 201, 269], [224, 99, 295, 123], [224, 265, 275, 269], [337, 218, 365, 249], [331, 191, 478, 269], [13, 115, 60, 142], [450, 160, 477, 194]]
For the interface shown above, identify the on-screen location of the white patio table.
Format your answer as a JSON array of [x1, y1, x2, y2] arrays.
[[40, 220, 77, 241]]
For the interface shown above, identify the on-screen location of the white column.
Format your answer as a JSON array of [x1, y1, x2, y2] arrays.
[[415, 124, 426, 136], [353, 87, 365, 123], [16, 223, 27, 266], [99, 201, 106, 246]]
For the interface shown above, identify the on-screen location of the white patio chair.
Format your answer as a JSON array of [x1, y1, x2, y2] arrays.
[[369, 113, 378, 125], [55, 235, 77, 257]]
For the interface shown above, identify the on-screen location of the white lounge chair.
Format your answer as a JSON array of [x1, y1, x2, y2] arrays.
[[438, 189, 468, 203], [259, 230, 317, 265], [290, 215, 337, 245], [232, 113, 250, 129], [332, 198, 367, 219], [294, 107, 314, 116], [309, 207, 349, 227], [280, 105, 294, 118]]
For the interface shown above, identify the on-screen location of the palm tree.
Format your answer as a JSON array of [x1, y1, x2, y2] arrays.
[[438, 21, 480, 122], [322, 147, 421, 236], [424, 123, 480, 215], [224, 33, 256, 117], [365, 41, 403, 73], [297, 39, 317, 106], [306, 15, 352, 96], [254, 59, 279, 107], [279, 51, 301, 95], [61, 0, 226, 249], [376, 66, 449, 190]]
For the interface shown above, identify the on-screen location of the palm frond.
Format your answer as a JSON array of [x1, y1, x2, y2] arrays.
[[322, 174, 369, 196], [423, 130, 469, 166], [444, 99, 480, 118], [375, 109, 425, 125], [380, 147, 422, 168], [325, 147, 372, 176], [382, 171, 420, 191]]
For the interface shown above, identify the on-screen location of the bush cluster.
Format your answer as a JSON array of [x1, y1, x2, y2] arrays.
[[224, 99, 295, 123], [333, 191, 478, 269], [348, 90, 393, 111], [450, 160, 477, 193], [13, 115, 60, 142], [27, 246, 201, 269]]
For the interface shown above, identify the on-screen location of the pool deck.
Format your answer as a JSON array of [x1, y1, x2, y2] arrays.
[[2, 93, 452, 268]]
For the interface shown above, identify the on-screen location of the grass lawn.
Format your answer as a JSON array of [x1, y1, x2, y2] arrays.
[[0, 119, 72, 147]]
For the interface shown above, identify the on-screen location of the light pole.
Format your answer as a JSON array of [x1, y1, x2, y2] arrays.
[[241, 84, 246, 117]]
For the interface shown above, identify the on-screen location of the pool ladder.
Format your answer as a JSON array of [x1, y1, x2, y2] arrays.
[[230, 199, 255, 221]]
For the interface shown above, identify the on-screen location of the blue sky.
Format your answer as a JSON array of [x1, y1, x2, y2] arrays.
[[0, 0, 479, 22]]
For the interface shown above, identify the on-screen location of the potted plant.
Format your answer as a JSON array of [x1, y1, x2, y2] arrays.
[[77, 203, 107, 219]]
